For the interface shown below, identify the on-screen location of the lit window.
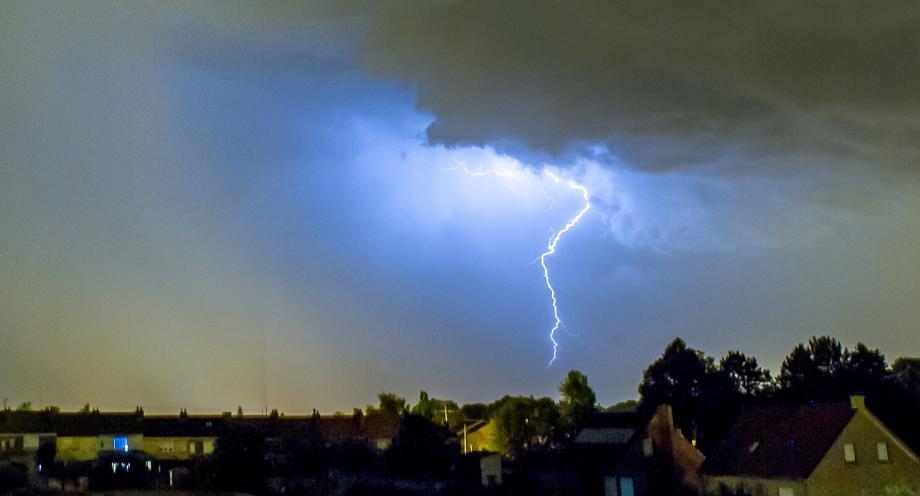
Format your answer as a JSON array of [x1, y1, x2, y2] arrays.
[[877, 442, 889, 462], [748, 441, 760, 454], [778, 488, 794, 496], [642, 438, 654, 457], [843, 443, 856, 462], [189, 440, 204, 455], [619, 477, 635, 496], [114, 436, 129, 452]]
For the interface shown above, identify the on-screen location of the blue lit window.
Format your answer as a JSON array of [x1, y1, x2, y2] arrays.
[[114, 436, 129, 452]]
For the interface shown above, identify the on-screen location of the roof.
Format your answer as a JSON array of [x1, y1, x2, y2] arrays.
[[0, 410, 398, 441], [574, 411, 651, 446], [0, 412, 143, 436], [703, 402, 855, 479]]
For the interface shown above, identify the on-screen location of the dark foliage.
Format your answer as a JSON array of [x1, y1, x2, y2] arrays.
[[383, 414, 459, 477]]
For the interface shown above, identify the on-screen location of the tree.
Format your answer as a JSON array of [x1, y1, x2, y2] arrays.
[[718, 351, 771, 398], [778, 336, 882, 401], [410, 391, 460, 426], [892, 357, 920, 394], [36, 441, 55, 470], [78, 403, 91, 414], [779, 336, 847, 400], [460, 403, 489, 421], [383, 414, 458, 477], [492, 396, 559, 456], [371, 392, 407, 419], [841, 343, 887, 391], [15, 402, 32, 412], [638, 338, 713, 434], [558, 370, 596, 435]]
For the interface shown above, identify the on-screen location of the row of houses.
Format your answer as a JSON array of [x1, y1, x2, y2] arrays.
[[0, 408, 399, 490], [568, 395, 920, 496]]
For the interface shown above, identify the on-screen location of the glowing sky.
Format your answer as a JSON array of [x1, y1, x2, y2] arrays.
[[2, 1, 919, 413]]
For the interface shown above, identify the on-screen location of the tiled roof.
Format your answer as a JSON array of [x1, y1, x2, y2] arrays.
[[703, 402, 854, 479]]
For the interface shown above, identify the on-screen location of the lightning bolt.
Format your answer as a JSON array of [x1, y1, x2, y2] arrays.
[[540, 172, 591, 366], [447, 165, 591, 365]]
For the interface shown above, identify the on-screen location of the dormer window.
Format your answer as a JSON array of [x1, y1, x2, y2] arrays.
[[843, 442, 856, 463], [877, 442, 889, 462]]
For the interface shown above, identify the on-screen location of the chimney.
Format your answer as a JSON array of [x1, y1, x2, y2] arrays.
[[656, 404, 674, 428], [850, 395, 865, 410]]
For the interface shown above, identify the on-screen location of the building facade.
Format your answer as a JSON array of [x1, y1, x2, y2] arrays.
[[702, 395, 920, 496]]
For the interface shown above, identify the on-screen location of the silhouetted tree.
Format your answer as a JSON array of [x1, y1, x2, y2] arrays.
[[638, 338, 713, 435], [558, 370, 596, 436], [383, 414, 458, 477], [779, 337, 848, 400], [893, 357, 920, 395], [410, 391, 460, 426], [78, 403, 91, 414], [718, 351, 772, 398], [36, 441, 55, 470], [210, 423, 268, 493], [370, 392, 408, 420], [15, 402, 31, 412], [459, 402, 489, 421], [492, 396, 559, 456], [841, 343, 887, 392]]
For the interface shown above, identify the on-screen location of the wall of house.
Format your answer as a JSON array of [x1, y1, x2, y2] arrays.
[[703, 475, 806, 496], [56, 436, 102, 462], [806, 408, 920, 496], [465, 421, 500, 453], [140, 437, 216, 460]]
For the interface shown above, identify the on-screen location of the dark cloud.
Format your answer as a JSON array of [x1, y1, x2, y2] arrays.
[[359, 1, 920, 172]]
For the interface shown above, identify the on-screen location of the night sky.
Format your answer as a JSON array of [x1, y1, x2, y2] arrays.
[[2, 1, 919, 413]]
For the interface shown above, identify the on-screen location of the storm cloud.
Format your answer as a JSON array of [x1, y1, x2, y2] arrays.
[[359, 1, 920, 173]]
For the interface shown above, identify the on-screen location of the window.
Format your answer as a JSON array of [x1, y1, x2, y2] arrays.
[[619, 477, 635, 496], [604, 476, 618, 496], [778, 488, 794, 496], [114, 436, 129, 452], [642, 437, 654, 457], [877, 442, 889, 462], [189, 440, 204, 455], [843, 442, 856, 462]]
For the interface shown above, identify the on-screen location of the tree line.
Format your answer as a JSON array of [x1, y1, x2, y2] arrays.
[[637, 336, 920, 452]]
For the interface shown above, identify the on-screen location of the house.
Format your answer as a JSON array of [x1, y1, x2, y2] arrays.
[[702, 395, 920, 496], [611, 404, 704, 496], [463, 419, 500, 453], [572, 405, 704, 496]]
